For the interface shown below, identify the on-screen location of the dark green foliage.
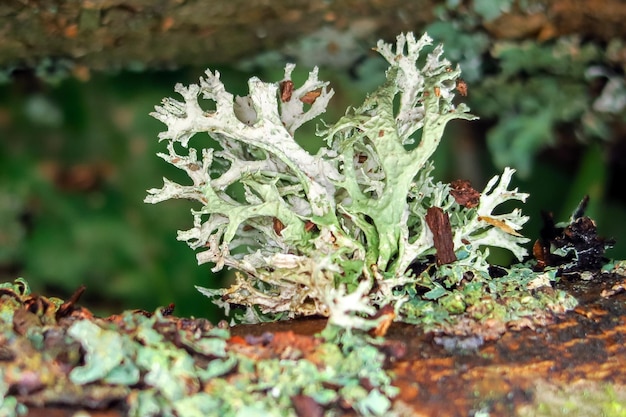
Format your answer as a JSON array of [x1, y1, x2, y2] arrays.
[[0, 71, 245, 318]]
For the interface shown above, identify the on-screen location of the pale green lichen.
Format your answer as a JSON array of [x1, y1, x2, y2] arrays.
[[0, 278, 396, 417], [63, 311, 397, 417], [147, 32, 536, 331], [0, 278, 29, 328]]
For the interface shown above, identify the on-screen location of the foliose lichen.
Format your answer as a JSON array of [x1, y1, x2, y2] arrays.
[[145, 32, 557, 331], [0, 279, 399, 417]]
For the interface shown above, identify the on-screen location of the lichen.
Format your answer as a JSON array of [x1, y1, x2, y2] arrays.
[[147, 32, 542, 331], [0, 283, 399, 416]]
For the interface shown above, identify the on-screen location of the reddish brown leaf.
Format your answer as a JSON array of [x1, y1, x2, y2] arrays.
[[450, 179, 480, 208], [280, 80, 294, 102]]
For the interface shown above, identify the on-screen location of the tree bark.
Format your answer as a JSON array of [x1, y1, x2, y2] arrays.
[[1, 0, 625, 73], [0, 0, 438, 72]]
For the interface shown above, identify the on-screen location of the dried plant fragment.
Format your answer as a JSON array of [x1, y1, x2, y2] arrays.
[[456, 79, 468, 96], [425, 206, 457, 265], [478, 215, 523, 237], [300, 89, 322, 104], [450, 179, 480, 208], [280, 80, 294, 102]]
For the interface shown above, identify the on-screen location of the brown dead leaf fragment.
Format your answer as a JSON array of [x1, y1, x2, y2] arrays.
[[300, 89, 322, 104], [273, 217, 285, 236], [478, 215, 523, 237], [425, 206, 457, 265], [304, 221, 317, 233], [56, 285, 86, 319], [450, 179, 480, 208], [456, 79, 468, 96], [280, 80, 294, 102]]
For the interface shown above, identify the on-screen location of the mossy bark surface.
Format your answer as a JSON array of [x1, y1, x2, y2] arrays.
[[2, 270, 626, 416], [1, 0, 626, 71]]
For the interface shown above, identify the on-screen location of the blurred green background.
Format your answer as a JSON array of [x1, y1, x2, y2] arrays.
[[1, 2, 625, 320]]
